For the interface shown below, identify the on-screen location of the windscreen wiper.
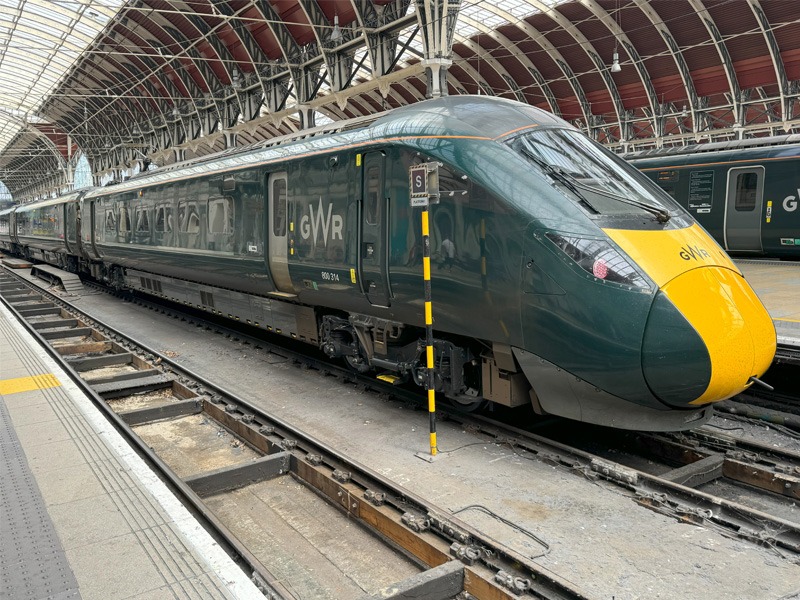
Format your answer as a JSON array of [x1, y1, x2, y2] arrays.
[[519, 146, 601, 215], [564, 173, 672, 223]]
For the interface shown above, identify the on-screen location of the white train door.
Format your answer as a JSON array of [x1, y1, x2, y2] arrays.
[[724, 166, 764, 252], [267, 172, 294, 293]]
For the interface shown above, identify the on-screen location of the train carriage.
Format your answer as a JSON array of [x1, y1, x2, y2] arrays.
[[1, 96, 778, 431], [627, 138, 800, 258], [0, 207, 13, 252], [10, 192, 83, 268]]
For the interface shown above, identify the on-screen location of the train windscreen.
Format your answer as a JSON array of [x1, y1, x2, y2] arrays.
[[511, 129, 674, 220]]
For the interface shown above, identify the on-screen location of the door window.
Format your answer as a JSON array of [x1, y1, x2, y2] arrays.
[[272, 179, 286, 236], [734, 172, 758, 212], [365, 166, 380, 225]]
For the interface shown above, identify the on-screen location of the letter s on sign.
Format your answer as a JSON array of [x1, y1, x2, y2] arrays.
[[784, 195, 798, 212]]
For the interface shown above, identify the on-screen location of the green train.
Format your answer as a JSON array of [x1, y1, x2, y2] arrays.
[[0, 96, 777, 431], [627, 138, 800, 258]]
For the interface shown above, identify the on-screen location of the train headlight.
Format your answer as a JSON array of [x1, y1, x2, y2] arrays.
[[545, 232, 651, 289]]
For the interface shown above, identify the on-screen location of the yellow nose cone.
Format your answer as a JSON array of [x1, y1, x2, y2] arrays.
[[661, 266, 776, 404]]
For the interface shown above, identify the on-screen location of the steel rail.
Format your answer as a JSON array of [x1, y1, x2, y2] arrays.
[[0, 265, 591, 600]]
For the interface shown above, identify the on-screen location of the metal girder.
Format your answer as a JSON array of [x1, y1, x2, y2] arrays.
[[415, 0, 462, 97], [526, 0, 625, 140], [185, 4, 245, 129], [458, 38, 526, 104], [582, 0, 659, 141], [747, 0, 790, 127], [482, 25, 560, 116], [251, 0, 305, 106], [686, 0, 742, 125], [353, 0, 406, 85], [466, 3, 590, 125], [630, 0, 704, 137]]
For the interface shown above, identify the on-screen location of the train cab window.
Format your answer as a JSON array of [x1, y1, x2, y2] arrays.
[[272, 178, 286, 236], [734, 172, 758, 212], [135, 207, 150, 232], [118, 206, 131, 232], [105, 209, 116, 232], [155, 206, 173, 232], [365, 165, 380, 225], [208, 197, 233, 234]]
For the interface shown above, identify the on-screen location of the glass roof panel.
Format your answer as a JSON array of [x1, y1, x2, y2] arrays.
[[0, 0, 126, 154]]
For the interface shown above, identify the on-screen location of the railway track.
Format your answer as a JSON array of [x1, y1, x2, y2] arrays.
[[4, 261, 800, 598], [0, 264, 589, 600]]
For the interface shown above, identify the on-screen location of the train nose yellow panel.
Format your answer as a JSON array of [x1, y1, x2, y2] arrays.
[[661, 266, 776, 405]]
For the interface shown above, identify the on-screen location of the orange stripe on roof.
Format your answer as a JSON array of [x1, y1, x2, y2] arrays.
[[493, 124, 539, 139], [90, 134, 492, 199]]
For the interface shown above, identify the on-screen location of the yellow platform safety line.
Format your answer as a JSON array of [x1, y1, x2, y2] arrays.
[[0, 373, 60, 396]]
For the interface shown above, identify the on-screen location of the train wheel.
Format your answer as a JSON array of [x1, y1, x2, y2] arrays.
[[448, 397, 486, 412], [344, 354, 371, 374]]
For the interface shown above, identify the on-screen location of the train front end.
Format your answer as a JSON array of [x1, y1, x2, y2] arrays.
[[605, 224, 775, 410], [505, 120, 776, 430]]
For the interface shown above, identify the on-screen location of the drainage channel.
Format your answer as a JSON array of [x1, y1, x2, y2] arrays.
[[0, 267, 589, 600]]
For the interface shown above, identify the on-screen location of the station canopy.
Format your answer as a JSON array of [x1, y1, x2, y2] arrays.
[[1, 0, 799, 200]]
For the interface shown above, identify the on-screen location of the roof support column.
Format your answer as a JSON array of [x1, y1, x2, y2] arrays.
[[297, 105, 315, 129], [415, 0, 462, 98]]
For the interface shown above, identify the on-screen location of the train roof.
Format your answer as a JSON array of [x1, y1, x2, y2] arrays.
[[87, 96, 571, 199], [623, 133, 800, 161], [14, 191, 83, 212]]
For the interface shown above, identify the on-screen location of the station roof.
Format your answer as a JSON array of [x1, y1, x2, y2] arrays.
[[1, 0, 799, 199]]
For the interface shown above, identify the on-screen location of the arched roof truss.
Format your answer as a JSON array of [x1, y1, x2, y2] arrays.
[[2, 0, 800, 200]]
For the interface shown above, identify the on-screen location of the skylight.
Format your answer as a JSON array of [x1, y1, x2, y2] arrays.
[[0, 0, 126, 154]]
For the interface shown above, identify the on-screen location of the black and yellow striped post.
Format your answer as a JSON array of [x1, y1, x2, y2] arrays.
[[409, 162, 440, 457], [421, 207, 437, 456]]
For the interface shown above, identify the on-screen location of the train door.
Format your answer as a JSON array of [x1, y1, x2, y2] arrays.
[[267, 172, 294, 294], [359, 152, 390, 307], [724, 166, 764, 252], [65, 201, 79, 255], [81, 199, 101, 259]]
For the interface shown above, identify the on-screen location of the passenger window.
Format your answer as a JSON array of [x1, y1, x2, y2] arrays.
[[105, 209, 116, 232], [208, 197, 233, 234], [118, 206, 131, 232], [365, 166, 380, 225], [272, 178, 286, 236], [135, 207, 150, 232], [155, 206, 173, 232], [178, 201, 200, 233], [734, 172, 758, 212]]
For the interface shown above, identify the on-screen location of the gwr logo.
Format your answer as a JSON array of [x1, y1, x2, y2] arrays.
[[300, 198, 343, 246], [679, 245, 711, 261]]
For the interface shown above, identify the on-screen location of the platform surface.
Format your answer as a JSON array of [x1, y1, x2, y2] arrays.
[[736, 260, 800, 346], [0, 300, 264, 600]]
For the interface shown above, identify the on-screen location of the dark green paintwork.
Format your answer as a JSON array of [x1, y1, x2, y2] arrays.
[[631, 143, 800, 258], [641, 291, 711, 406], [11, 96, 723, 417]]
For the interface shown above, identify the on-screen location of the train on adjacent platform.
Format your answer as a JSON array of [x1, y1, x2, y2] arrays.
[[0, 96, 777, 431], [627, 137, 800, 258]]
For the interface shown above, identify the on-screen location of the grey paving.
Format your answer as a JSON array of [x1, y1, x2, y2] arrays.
[[0, 391, 81, 600], [1, 302, 263, 600]]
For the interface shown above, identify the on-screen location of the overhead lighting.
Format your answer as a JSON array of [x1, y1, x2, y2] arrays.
[[611, 50, 621, 73], [331, 14, 342, 42], [681, 105, 688, 118]]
